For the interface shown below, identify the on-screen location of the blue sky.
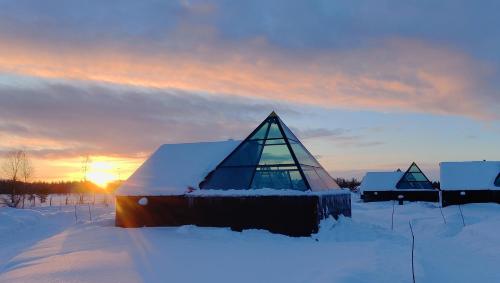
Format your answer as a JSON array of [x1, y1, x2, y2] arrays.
[[0, 0, 499, 181]]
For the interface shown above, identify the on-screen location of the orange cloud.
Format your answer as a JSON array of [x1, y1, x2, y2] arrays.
[[0, 37, 497, 120]]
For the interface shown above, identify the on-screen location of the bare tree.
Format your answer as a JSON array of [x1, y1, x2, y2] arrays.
[[20, 151, 34, 183], [81, 155, 90, 182], [20, 151, 34, 208], [1, 150, 33, 208], [79, 155, 91, 204], [2, 151, 22, 180]]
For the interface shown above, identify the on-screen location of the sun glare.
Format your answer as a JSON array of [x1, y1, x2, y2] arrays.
[[86, 161, 118, 188]]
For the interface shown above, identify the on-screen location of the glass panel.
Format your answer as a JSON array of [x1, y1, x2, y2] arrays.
[[398, 182, 411, 189], [279, 119, 299, 141], [397, 181, 433, 190], [259, 144, 295, 165], [221, 140, 263, 166], [251, 170, 292, 190], [265, 138, 286, 145], [251, 167, 307, 191], [495, 173, 500, 187], [315, 167, 340, 189], [201, 167, 255, 190], [249, 122, 269, 140], [408, 164, 421, 173], [404, 172, 427, 182], [302, 167, 327, 191], [289, 170, 307, 191], [257, 165, 297, 171], [290, 141, 321, 167], [266, 122, 283, 139]]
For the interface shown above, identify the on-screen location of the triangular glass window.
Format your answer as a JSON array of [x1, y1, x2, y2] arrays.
[[279, 119, 299, 142], [495, 172, 500, 187], [199, 112, 340, 191], [267, 122, 283, 139], [396, 162, 433, 190], [408, 164, 421, 173], [249, 122, 269, 140]]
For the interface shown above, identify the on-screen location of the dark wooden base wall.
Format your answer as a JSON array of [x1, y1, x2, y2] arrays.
[[362, 190, 439, 202], [441, 190, 500, 207], [116, 193, 351, 237]]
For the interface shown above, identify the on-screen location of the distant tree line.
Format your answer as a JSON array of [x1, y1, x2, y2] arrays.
[[334, 178, 361, 190], [0, 180, 115, 195], [0, 179, 123, 207], [431, 181, 440, 189]]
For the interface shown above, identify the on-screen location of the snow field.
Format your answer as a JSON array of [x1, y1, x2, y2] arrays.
[[0, 194, 499, 283]]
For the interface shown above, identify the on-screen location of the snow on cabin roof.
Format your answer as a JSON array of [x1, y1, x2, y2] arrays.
[[116, 140, 240, 196], [440, 161, 500, 190], [359, 171, 404, 192]]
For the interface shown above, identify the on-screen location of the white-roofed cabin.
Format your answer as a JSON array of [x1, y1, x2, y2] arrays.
[[360, 162, 439, 202], [115, 112, 351, 236], [440, 161, 500, 206]]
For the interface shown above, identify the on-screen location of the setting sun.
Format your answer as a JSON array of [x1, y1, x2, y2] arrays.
[[86, 161, 119, 188]]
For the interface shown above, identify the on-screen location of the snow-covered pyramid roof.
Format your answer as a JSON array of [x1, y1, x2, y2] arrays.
[[117, 140, 240, 196], [440, 161, 500, 190], [359, 172, 404, 192]]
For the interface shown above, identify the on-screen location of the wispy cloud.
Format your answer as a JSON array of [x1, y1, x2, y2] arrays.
[[0, 1, 498, 120], [0, 80, 303, 159], [1, 38, 497, 120], [294, 128, 349, 140], [295, 127, 384, 148]]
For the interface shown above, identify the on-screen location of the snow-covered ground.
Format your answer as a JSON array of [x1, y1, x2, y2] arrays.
[[1, 194, 499, 283]]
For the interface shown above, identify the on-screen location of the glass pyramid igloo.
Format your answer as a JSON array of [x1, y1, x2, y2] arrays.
[[199, 112, 340, 191], [396, 162, 433, 190]]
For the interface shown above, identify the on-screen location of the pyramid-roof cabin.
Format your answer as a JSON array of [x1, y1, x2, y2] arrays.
[[360, 162, 438, 202], [115, 112, 350, 236], [360, 162, 434, 192]]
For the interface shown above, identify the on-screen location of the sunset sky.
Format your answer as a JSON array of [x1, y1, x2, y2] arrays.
[[1, 0, 499, 185]]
